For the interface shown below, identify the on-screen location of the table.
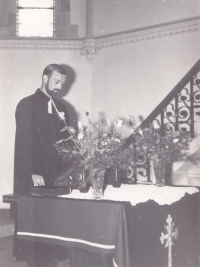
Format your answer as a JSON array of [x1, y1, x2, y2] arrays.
[[16, 195, 131, 267], [13, 185, 200, 267]]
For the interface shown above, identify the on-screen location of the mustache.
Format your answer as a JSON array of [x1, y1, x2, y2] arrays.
[[53, 89, 61, 97], [53, 88, 61, 93]]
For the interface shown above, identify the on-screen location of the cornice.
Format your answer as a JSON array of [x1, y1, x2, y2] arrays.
[[96, 18, 200, 49], [0, 39, 82, 50], [0, 17, 199, 54], [81, 39, 100, 62]]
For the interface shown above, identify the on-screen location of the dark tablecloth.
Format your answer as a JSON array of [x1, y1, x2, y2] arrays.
[[16, 196, 131, 267], [14, 190, 200, 267], [126, 191, 200, 267]]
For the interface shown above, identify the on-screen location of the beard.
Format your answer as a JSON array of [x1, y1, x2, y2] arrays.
[[45, 83, 59, 98]]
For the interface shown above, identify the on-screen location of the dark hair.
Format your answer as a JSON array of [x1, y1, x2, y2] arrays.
[[42, 64, 66, 77]]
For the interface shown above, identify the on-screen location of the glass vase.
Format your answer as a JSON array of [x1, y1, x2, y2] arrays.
[[153, 161, 165, 187], [90, 170, 105, 200], [111, 166, 121, 188], [76, 171, 90, 193]]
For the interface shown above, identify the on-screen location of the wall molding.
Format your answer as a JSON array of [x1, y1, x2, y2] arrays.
[[0, 39, 82, 50], [96, 17, 200, 49], [0, 17, 199, 56]]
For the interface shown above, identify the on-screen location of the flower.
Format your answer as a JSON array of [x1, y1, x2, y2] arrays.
[[152, 120, 160, 129], [135, 123, 198, 167], [54, 115, 135, 188], [78, 121, 83, 130], [78, 132, 84, 140], [138, 129, 143, 136], [114, 119, 123, 127], [58, 112, 65, 121], [68, 126, 76, 135], [129, 115, 135, 123]]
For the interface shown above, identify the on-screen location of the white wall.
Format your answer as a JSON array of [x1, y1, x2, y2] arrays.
[[91, 31, 200, 128], [94, 0, 200, 36], [0, 49, 92, 208]]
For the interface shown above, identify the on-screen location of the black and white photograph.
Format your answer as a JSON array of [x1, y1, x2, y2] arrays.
[[0, 0, 200, 266]]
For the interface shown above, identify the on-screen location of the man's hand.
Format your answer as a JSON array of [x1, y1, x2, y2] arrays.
[[32, 175, 45, 186]]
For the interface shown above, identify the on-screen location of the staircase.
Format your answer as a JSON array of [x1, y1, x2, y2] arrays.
[[125, 59, 200, 185]]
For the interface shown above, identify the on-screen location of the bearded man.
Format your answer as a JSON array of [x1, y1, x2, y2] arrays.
[[13, 64, 71, 267], [14, 64, 70, 194]]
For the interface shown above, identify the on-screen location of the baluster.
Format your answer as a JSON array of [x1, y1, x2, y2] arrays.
[[147, 157, 151, 182], [160, 110, 164, 136], [190, 78, 194, 138], [133, 143, 138, 183], [175, 94, 179, 131]]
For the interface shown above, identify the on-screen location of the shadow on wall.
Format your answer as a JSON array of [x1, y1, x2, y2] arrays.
[[56, 64, 79, 132]]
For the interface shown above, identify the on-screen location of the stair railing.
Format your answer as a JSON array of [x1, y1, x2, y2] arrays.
[[124, 59, 200, 183]]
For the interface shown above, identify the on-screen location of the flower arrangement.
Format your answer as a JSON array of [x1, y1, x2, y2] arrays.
[[132, 120, 199, 186], [55, 111, 198, 190], [134, 120, 198, 167], [54, 113, 135, 192]]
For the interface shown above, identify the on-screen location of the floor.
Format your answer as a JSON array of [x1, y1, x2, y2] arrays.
[[0, 235, 28, 267], [0, 209, 26, 267], [0, 209, 69, 267]]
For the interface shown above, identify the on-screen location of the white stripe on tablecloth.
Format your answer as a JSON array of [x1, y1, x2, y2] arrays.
[[17, 232, 115, 249], [113, 257, 119, 267]]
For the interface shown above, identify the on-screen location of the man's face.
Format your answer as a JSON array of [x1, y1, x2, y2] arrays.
[[45, 70, 66, 96]]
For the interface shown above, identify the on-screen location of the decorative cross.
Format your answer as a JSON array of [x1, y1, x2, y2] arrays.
[[160, 214, 178, 267]]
